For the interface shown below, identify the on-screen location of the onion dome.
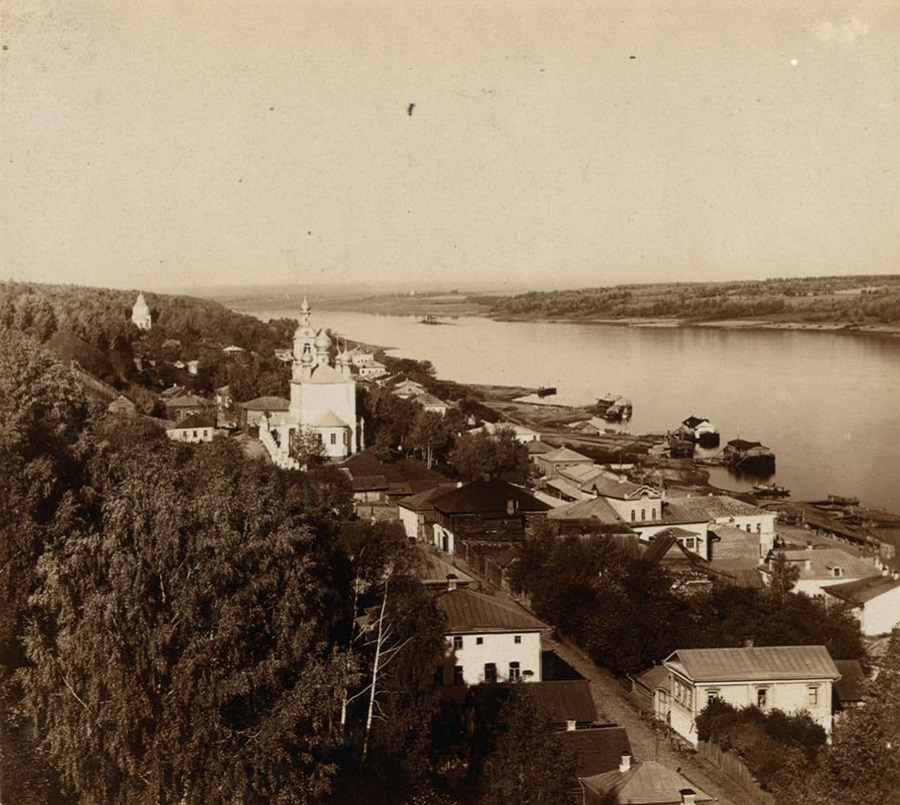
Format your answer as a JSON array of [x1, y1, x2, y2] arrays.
[[314, 329, 332, 350]]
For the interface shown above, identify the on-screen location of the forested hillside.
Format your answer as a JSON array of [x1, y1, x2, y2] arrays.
[[483, 275, 900, 325]]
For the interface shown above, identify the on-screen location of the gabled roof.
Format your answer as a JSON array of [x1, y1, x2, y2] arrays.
[[547, 497, 623, 524], [164, 393, 211, 409], [824, 574, 900, 606], [398, 483, 460, 512], [561, 727, 632, 779], [581, 761, 713, 804], [589, 475, 662, 501], [774, 548, 879, 581], [238, 396, 290, 411], [431, 479, 551, 516], [558, 463, 606, 485], [664, 645, 840, 683], [634, 665, 672, 694], [726, 439, 763, 451], [527, 440, 553, 455], [540, 446, 592, 464], [522, 680, 598, 724], [414, 393, 448, 409], [168, 413, 215, 430], [436, 587, 548, 633], [682, 416, 709, 429], [641, 531, 704, 566]]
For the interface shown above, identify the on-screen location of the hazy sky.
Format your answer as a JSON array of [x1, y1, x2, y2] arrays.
[[1, 0, 898, 292]]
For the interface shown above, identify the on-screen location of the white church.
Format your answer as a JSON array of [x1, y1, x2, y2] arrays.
[[132, 292, 152, 330], [260, 298, 359, 466]]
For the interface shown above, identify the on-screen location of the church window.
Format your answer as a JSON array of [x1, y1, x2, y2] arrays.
[[641, 508, 646, 521], [631, 511, 636, 522]]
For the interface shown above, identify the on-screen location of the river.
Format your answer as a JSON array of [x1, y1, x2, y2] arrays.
[[237, 305, 900, 513]]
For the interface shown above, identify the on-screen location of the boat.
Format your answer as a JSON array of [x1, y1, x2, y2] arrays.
[[681, 415, 720, 447], [827, 494, 860, 506], [595, 394, 632, 421], [536, 386, 557, 398], [752, 483, 790, 497], [418, 314, 445, 325], [722, 439, 776, 474], [667, 432, 695, 458]]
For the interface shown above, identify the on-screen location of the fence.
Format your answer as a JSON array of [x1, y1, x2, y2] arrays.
[[69, 361, 119, 402], [696, 740, 775, 804]]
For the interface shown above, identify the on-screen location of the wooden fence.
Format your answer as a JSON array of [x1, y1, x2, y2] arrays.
[[697, 740, 775, 804]]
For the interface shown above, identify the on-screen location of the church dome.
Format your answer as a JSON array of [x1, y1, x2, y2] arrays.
[[337, 348, 351, 365], [133, 292, 149, 313], [314, 329, 332, 350]]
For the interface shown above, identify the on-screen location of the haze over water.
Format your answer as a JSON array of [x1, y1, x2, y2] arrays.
[[238, 305, 900, 514]]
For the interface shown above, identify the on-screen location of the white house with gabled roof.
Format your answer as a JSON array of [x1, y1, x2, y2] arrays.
[[435, 587, 549, 687], [662, 645, 840, 746]]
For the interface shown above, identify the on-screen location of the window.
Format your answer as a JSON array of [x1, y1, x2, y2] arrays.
[[757, 688, 768, 708], [452, 635, 463, 651], [756, 523, 762, 532], [631, 510, 636, 522], [652, 508, 657, 520], [476, 637, 483, 645], [484, 663, 497, 684], [330, 433, 336, 445], [641, 508, 646, 521], [746, 524, 752, 533], [707, 689, 720, 706], [193, 430, 198, 438], [808, 686, 819, 706], [514, 635, 522, 644], [682, 537, 696, 551], [343, 432, 348, 444], [509, 661, 521, 680], [453, 666, 464, 686]]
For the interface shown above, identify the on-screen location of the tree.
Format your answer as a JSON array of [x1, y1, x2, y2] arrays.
[[767, 552, 800, 603], [19, 433, 349, 803], [409, 410, 453, 469], [449, 427, 528, 482], [478, 686, 576, 804], [291, 426, 328, 469]]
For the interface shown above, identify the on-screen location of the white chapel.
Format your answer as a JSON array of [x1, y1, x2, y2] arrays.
[[131, 292, 152, 330], [262, 298, 358, 464]]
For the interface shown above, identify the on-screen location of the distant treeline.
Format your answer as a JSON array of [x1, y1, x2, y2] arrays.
[[480, 275, 900, 323]]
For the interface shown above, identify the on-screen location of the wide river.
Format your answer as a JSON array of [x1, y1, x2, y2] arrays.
[[240, 306, 900, 513]]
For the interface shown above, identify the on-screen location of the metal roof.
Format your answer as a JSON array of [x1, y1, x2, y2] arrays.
[[436, 588, 548, 633], [431, 479, 550, 515], [523, 680, 599, 724], [664, 495, 764, 522], [547, 497, 623, 524], [664, 645, 840, 683], [560, 727, 632, 778], [413, 547, 475, 587], [633, 665, 672, 694], [238, 395, 290, 411], [824, 574, 900, 606], [581, 760, 713, 803]]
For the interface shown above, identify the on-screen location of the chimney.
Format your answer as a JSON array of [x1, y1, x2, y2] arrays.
[[893, 571, 899, 581], [743, 636, 754, 648], [566, 719, 576, 732], [507, 498, 516, 515], [447, 574, 458, 592], [805, 559, 812, 572], [619, 751, 632, 773], [680, 789, 697, 805]]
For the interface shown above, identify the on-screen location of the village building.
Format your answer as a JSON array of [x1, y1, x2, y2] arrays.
[[131, 292, 152, 330], [533, 446, 594, 480], [580, 753, 713, 805], [236, 396, 291, 432], [429, 478, 550, 554], [390, 378, 427, 399], [662, 645, 840, 746], [411, 546, 475, 591], [164, 393, 216, 425], [398, 483, 460, 541], [824, 573, 900, 636], [765, 546, 881, 598], [348, 347, 388, 378], [435, 586, 548, 686], [166, 413, 216, 443], [107, 394, 136, 416], [412, 392, 449, 417], [480, 421, 542, 444], [589, 474, 665, 526]]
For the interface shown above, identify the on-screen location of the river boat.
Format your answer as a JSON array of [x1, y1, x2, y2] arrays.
[[680, 415, 720, 447], [827, 494, 860, 506], [722, 439, 776, 474], [752, 483, 790, 497], [536, 386, 557, 398], [418, 314, 446, 325], [595, 394, 632, 421]]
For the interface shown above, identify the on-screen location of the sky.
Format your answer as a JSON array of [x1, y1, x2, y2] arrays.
[[1, 0, 898, 293]]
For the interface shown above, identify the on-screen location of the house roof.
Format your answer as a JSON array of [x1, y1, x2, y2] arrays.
[[522, 680, 598, 724], [633, 665, 672, 694], [560, 463, 606, 485], [350, 475, 388, 492], [560, 727, 632, 779], [431, 479, 551, 516], [413, 547, 475, 588], [774, 548, 879, 581], [238, 396, 290, 411], [589, 475, 662, 501], [164, 393, 211, 409], [641, 532, 703, 566], [168, 413, 215, 430], [823, 574, 900, 606], [527, 440, 553, 455], [664, 495, 765, 522], [414, 393, 448, 409], [580, 760, 713, 804], [682, 416, 709, 429], [664, 645, 840, 683], [540, 446, 592, 464], [545, 477, 587, 501], [833, 659, 866, 704], [436, 587, 548, 633], [547, 497, 623, 524], [398, 484, 460, 512], [726, 439, 763, 451]]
